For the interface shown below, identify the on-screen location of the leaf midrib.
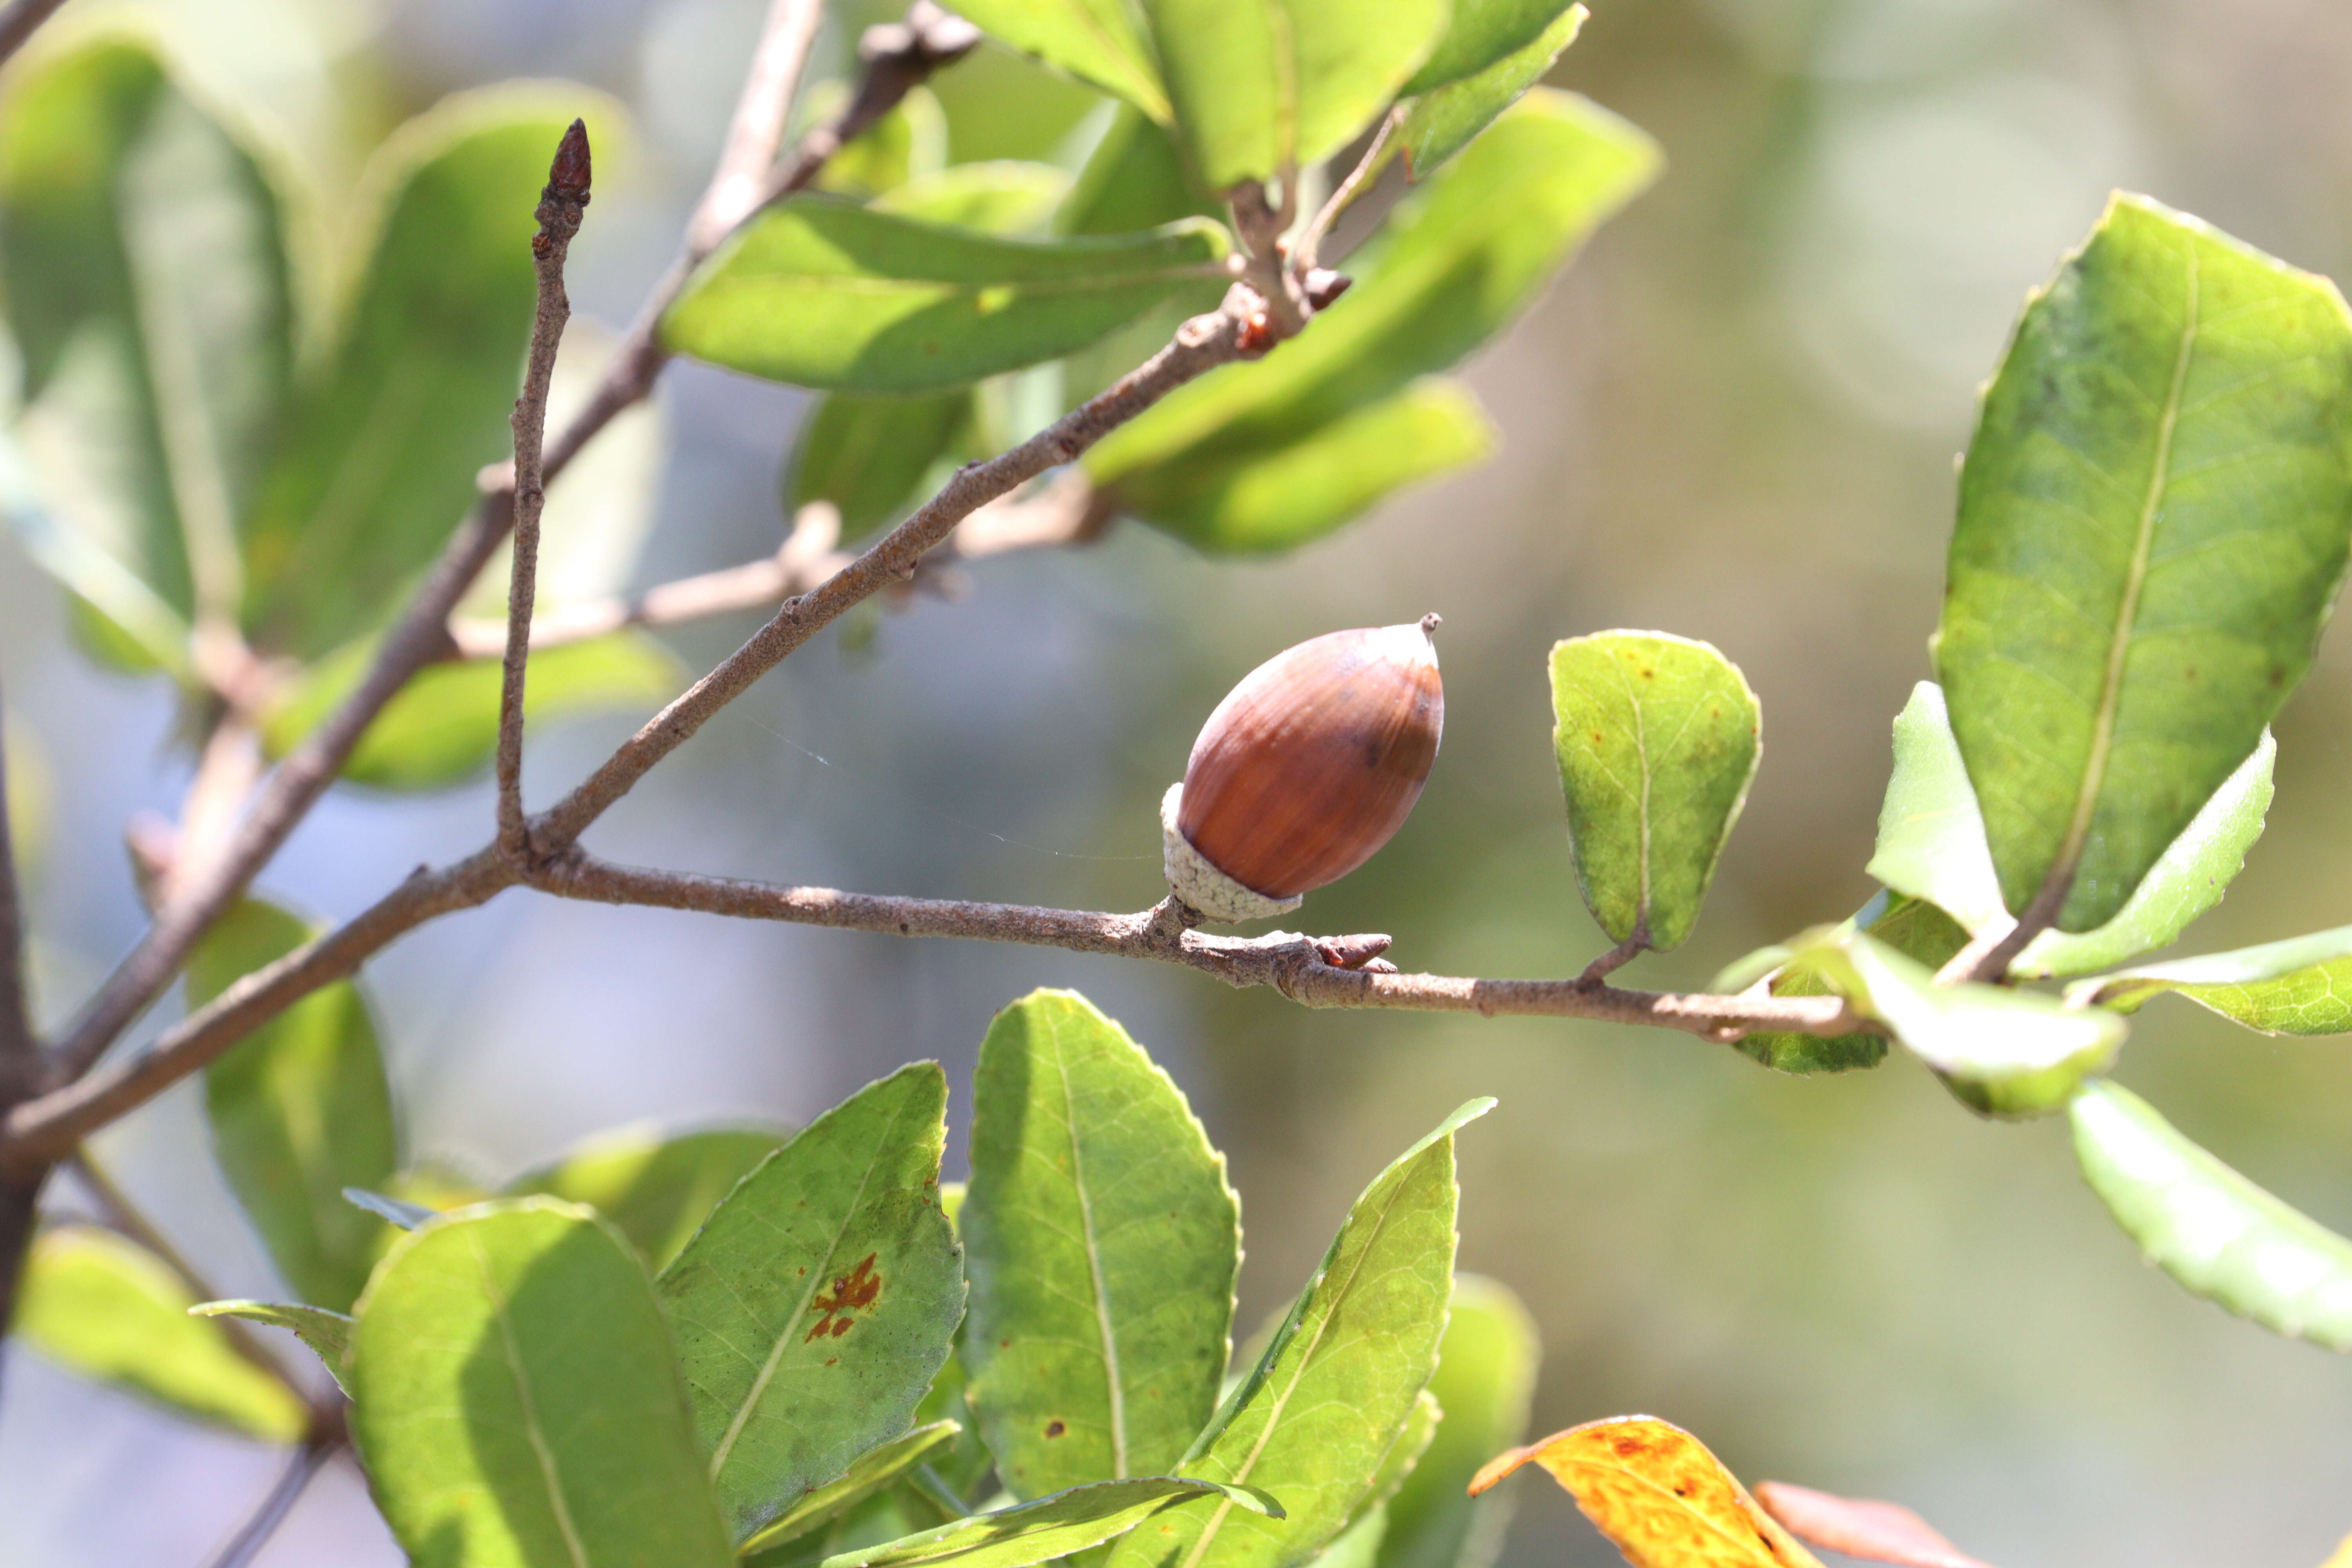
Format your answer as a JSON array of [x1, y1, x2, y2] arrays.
[[1173, 1163, 1421, 1568], [1052, 1016, 1131, 1479], [469, 1227, 591, 1568], [705, 1099, 911, 1493], [2041, 241, 2201, 914]]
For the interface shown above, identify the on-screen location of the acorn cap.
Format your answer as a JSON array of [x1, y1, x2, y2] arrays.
[[1166, 616, 1443, 916]]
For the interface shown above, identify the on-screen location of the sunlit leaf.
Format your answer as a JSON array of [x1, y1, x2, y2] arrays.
[[18, 1226, 305, 1442], [1119, 378, 1494, 552], [1868, 682, 2276, 979], [1404, 0, 1579, 94], [1548, 632, 1760, 953], [1937, 194, 2352, 933], [1807, 933, 2122, 1118], [503, 1123, 787, 1271], [2068, 923, 2352, 1035], [812, 84, 948, 199], [660, 1063, 964, 1543], [191, 1299, 354, 1396], [1733, 895, 1964, 1077], [964, 990, 1239, 1499], [825, 1477, 1280, 1568], [1090, 93, 1658, 553], [193, 897, 396, 1312], [1750, 1481, 1996, 1568], [664, 200, 1229, 394], [1060, 107, 1220, 239], [0, 36, 291, 671], [949, 1, 1172, 124], [1469, 1416, 1822, 1568], [1142, 0, 1446, 190], [352, 1199, 735, 1566], [1400, 6, 1584, 177], [261, 630, 683, 791], [2320, 1532, 2352, 1568], [742, 1422, 965, 1557], [241, 88, 625, 660], [1377, 1276, 1539, 1568], [876, 162, 1072, 236], [2071, 1080, 2352, 1350], [790, 391, 975, 541], [1109, 1101, 1491, 1568]]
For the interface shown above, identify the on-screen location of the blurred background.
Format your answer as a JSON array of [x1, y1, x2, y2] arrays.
[[7, 0, 2352, 1562]]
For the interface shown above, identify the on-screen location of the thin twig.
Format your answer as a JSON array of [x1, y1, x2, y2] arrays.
[[1297, 106, 1404, 269], [0, 674, 31, 1103], [158, 715, 262, 913], [200, 1440, 337, 1568], [447, 503, 844, 660], [42, 6, 973, 1087], [528, 296, 1263, 853], [689, 0, 828, 251], [496, 122, 594, 862], [0, 0, 68, 65]]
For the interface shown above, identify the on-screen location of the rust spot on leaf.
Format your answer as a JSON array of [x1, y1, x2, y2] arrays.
[[806, 1253, 882, 1341], [1045, 1420, 1067, 1438]]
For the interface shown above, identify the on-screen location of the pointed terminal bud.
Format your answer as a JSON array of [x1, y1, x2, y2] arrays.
[[549, 118, 592, 202], [1163, 615, 1443, 923]]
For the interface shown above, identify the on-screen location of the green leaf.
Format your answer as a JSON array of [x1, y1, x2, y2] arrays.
[[1731, 894, 1965, 1077], [1400, 6, 1584, 176], [1809, 933, 2124, 1118], [949, 1, 1172, 124], [504, 1124, 786, 1272], [743, 1422, 966, 1557], [876, 162, 1073, 236], [1547, 631, 1760, 953], [1142, 0, 1446, 190], [1376, 1276, 1538, 1568], [964, 990, 1240, 1499], [193, 898, 397, 1312], [190, 1299, 354, 1395], [1107, 378, 1493, 552], [260, 630, 683, 791], [1868, 682, 2277, 978], [1109, 1101, 1490, 1568], [0, 36, 292, 669], [790, 391, 975, 541], [1059, 107, 1221, 239], [18, 1226, 305, 1441], [826, 1477, 1281, 1568], [660, 1062, 965, 1543], [1936, 194, 2352, 933], [352, 1199, 735, 1568], [1313, 1507, 1390, 1568], [917, 1324, 996, 1504], [2070, 922, 2352, 1034], [1088, 93, 1658, 545], [240, 89, 622, 659], [2071, 1080, 2352, 1350], [812, 85, 948, 200], [663, 199, 1229, 395], [1404, 0, 1579, 94], [2014, 731, 2273, 978]]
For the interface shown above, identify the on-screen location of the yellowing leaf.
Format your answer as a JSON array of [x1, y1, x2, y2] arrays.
[[2317, 1531, 2352, 1568], [1470, 1417, 1822, 1568], [1751, 1482, 1995, 1568]]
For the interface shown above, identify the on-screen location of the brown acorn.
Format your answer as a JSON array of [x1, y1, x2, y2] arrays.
[[1161, 615, 1443, 922]]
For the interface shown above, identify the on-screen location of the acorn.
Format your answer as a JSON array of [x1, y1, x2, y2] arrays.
[[1162, 615, 1444, 922]]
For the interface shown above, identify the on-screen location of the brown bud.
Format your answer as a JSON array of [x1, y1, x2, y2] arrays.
[[548, 118, 591, 202], [1163, 615, 1443, 921], [1302, 268, 1352, 311]]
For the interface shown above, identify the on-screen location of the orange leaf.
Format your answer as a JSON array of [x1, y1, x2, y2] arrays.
[[1469, 1416, 1823, 1568], [1752, 1481, 1998, 1568]]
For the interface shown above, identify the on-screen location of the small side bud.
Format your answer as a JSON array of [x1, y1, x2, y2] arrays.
[[1303, 268, 1352, 311]]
